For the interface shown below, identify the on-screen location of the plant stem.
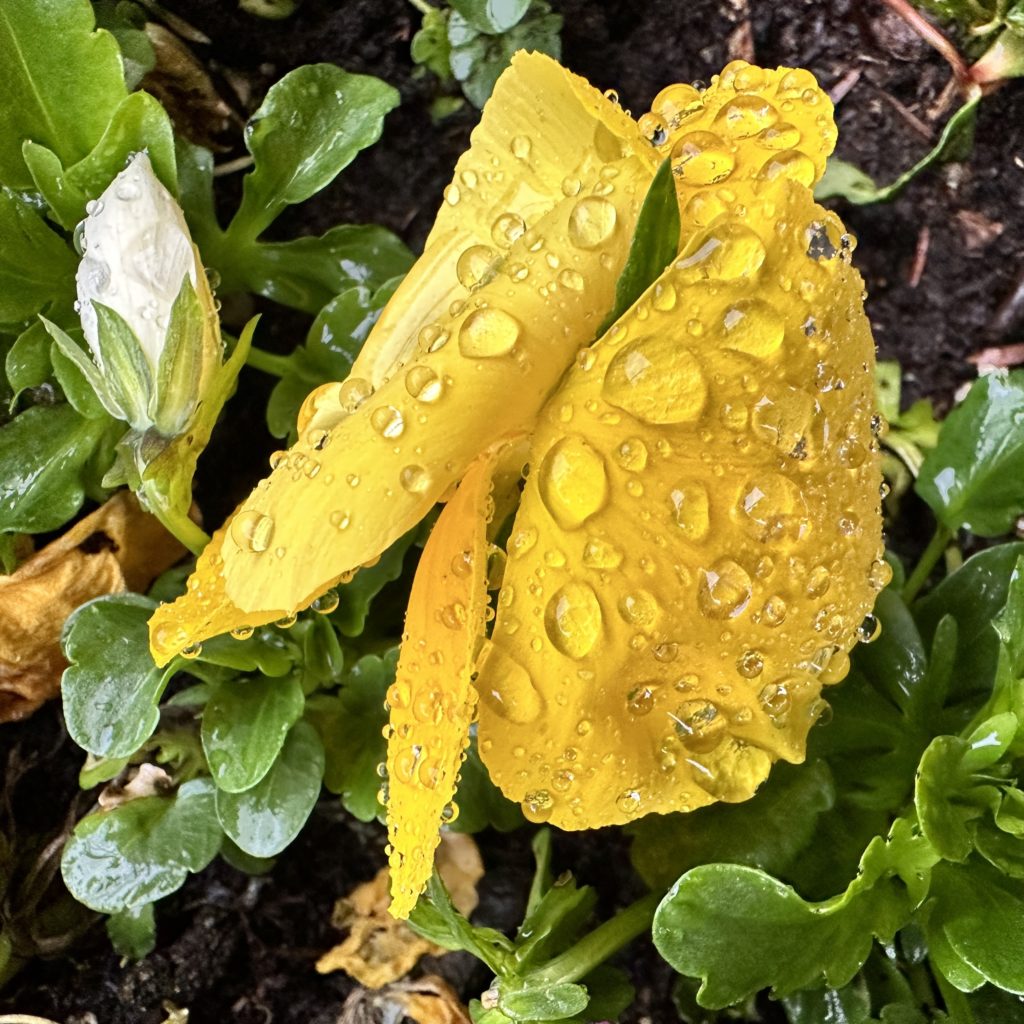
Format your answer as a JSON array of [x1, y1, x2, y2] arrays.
[[245, 346, 292, 378], [154, 504, 211, 556], [406, 0, 434, 15], [903, 524, 953, 604], [525, 892, 661, 987]]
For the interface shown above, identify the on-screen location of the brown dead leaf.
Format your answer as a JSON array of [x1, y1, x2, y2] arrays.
[[142, 24, 239, 151], [340, 976, 472, 1024], [98, 763, 173, 809], [956, 209, 1004, 251], [317, 833, 483, 988], [0, 492, 185, 723]]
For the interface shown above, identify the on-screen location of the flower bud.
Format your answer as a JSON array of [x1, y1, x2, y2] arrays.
[[72, 152, 222, 435]]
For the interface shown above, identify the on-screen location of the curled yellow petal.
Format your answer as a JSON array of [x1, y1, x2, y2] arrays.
[[637, 60, 837, 233], [385, 439, 524, 919], [478, 179, 884, 829], [151, 52, 657, 662]]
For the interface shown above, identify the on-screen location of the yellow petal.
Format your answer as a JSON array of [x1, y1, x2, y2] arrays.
[[638, 60, 836, 233], [478, 179, 884, 829], [151, 53, 657, 662], [385, 439, 524, 919]]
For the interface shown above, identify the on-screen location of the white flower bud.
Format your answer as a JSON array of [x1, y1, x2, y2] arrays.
[[76, 152, 198, 373]]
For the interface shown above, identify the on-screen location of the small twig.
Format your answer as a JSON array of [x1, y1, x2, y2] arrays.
[[214, 155, 255, 177], [969, 342, 1024, 371], [908, 225, 931, 287], [877, 0, 973, 93], [878, 89, 935, 141], [829, 67, 863, 105], [985, 266, 1024, 341]]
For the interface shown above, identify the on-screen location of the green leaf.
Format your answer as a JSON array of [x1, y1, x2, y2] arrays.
[[6, 321, 52, 401], [994, 555, 1024, 680], [449, 734, 524, 834], [448, 1, 562, 108], [232, 224, 412, 315], [106, 902, 156, 960], [412, 8, 453, 80], [191, 626, 296, 677], [41, 317, 124, 420], [201, 674, 304, 793], [93, 302, 153, 428], [62, 777, 222, 913], [308, 649, 396, 821], [498, 983, 589, 1022], [0, 0, 126, 189], [0, 189, 77, 325], [232, 64, 400, 240], [215, 720, 324, 857], [0, 403, 112, 532], [25, 90, 177, 229], [62, 595, 172, 758], [598, 158, 679, 335], [629, 761, 835, 890], [652, 824, 930, 1008], [928, 859, 1024, 994], [450, 0, 530, 33], [917, 372, 1024, 536], [332, 526, 419, 637], [815, 158, 883, 206]]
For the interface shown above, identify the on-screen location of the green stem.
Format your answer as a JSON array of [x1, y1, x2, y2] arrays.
[[524, 892, 661, 987], [153, 503, 211, 556], [405, 0, 434, 14], [245, 346, 292, 378], [933, 968, 977, 1023], [902, 524, 953, 604]]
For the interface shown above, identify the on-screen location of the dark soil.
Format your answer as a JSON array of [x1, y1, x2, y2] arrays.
[[3, 1, 1024, 1021]]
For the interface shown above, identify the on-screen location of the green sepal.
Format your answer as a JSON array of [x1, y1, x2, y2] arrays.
[[39, 315, 126, 420], [92, 301, 153, 428], [150, 274, 206, 435]]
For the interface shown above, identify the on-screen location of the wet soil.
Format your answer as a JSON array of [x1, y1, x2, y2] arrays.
[[2, 1, 1024, 1021]]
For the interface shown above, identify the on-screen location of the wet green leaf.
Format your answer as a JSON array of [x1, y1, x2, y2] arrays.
[[106, 902, 156, 960], [499, 983, 589, 1021], [62, 594, 172, 758], [917, 372, 1024, 536], [0, 404, 113, 533], [215, 720, 324, 857], [599, 158, 679, 335], [0, 190, 77, 325], [232, 64, 400, 240], [62, 778, 222, 912], [0, 0, 126, 188], [450, 0, 530, 33], [6, 321, 52, 400], [412, 7, 453, 80], [202, 674, 305, 793]]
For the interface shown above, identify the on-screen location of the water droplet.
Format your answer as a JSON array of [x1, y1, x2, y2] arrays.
[[616, 789, 642, 816], [759, 681, 792, 719], [568, 196, 618, 249], [370, 405, 405, 439], [671, 699, 725, 752], [538, 436, 609, 530], [857, 614, 881, 644], [651, 83, 703, 128], [618, 590, 659, 629], [758, 150, 817, 188], [115, 177, 142, 201], [721, 300, 785, 359], [418, 324, 450, 354], [508, 525, 538, 558], [405, 365, 443, 403], [737, 649, 764, 678], [523, 789, 554, 822], [458, 308, 521, 358], [668, 480, 710, 540], [545, 581, 603, 660], [582, 537, 623, 569], [338, 377, 373, 413], [312, 589, 340, 614], [558, 268, 585, 291], [400, 464, 431, 494], [869, 559, 893, 591], [456, 244, 501, 289], [230, 625, 255, 641], [330, 509, 351, 531], [806, 565, 830, 598], [230, 509, 274, 553], [603, 336, 707, 424], [760, 594, 788, 627], [511, 135, 532, 159], [561, 176, 582, 197], [671, 131, 735, 184], [491, 212, 526, 248], [714, 95, 779, 138], [698, 559, 752, 619], [677, 222, 767, 281], [275, 613, 298, 629], [615, 436, 649, 472], [180, 641, 202, 660], [476, 639, 543, 723], [652, 281, 677, 311]]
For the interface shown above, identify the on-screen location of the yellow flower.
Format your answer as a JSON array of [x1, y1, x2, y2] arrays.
[[149, 54, 885, 917]]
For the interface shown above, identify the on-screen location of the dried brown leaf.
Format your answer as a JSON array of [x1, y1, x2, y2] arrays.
[[339, 976, 472, 1024], [317, 833, 483, 988], [0, 492, 185, 723]]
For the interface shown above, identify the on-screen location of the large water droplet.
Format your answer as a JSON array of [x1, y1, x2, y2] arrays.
[[456, 245, 501, 289], [568, 196, 618, 249], [338, 376, 373, 413], [671, 131, 736, 184], [400, 464, 431, 494], [230, 509, 274, 553], [370, 405, 405, 439], [458, 308, 521, 358], [582, 537, 623, 569], [544, 581, 603, 660], [618, 590, 659, 629], [491, 212, 526, 248], [714, 95, 779, 138], [668, 479, 710, 540], [671, 699, 725, 752], [697, 559, 752, 619], [721, 299, 785, 359], [651, 83, 703, 128], [476, 639, 543, 723], [676, 222, 767, 281], [537, 436, 609, 530], [405, 365, 443, 403], [603, 336, 707, 424]]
